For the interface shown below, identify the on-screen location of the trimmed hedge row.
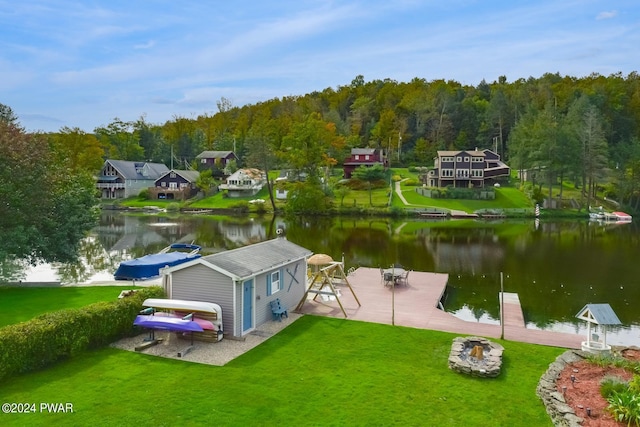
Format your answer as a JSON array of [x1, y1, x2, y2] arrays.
[[0, 286, 164, 381]]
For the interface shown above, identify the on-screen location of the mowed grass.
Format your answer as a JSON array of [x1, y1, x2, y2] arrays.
[[0, 286, 138, 327], [0, 315, 560, 426], [399, 185, 532, 212]]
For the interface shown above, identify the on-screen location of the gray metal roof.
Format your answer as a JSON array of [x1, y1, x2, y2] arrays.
[[351, 148, 377, 155], [195, 151, 236, 159], [575, 303, 622, 325], [106, 159, 169, 180], [202, 238, 312, 279]]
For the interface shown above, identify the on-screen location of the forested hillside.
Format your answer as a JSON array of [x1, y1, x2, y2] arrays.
[[43, 72, 640, 210]]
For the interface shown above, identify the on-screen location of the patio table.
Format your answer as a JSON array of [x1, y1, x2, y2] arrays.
[[382, 268, 406, 286]]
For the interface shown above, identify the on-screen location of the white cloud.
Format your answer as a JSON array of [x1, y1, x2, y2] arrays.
[[596, 10, 617, 20], [134, 40, 156, 50], [2, 0, 638, 132]]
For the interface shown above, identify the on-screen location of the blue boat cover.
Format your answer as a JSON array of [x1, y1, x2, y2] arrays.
[[133, 315, 204, 332], [114, 245, 201, 280]]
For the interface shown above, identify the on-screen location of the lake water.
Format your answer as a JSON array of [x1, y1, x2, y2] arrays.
[[4, 211, 639, 346]]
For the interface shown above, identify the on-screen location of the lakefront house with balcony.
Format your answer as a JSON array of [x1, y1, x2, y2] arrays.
[[97, 159, 169, 199], [218, 168, 267, 198], [425, 149, 510, 188]]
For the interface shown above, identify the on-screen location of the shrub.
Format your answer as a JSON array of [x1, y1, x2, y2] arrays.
[[587, 353, 640, 373], [601, 375, 630, 398], [229, 200, 249, 213], [630, 374, 640, 394], [607, 390, 640, 426], [0, 286, 164, 381], [137, 188, 150, 200], [166, 202, 180, 212], [253, 202, 268, 214], [285, 182, 331, 215], [403, 178, 420, 186]]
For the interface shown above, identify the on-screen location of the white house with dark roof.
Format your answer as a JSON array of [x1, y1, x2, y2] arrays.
[[162, 237, 312, 338], [96, 159, 169, 199]]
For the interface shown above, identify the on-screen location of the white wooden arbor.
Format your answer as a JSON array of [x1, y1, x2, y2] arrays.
[[575, 303, 622, 354], [295, 259, 360, 318]]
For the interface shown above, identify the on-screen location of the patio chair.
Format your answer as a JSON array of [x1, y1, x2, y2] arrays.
[[396, 270, 411, 286], [270, 298, 288, 322], [383, 272, 394, 287]]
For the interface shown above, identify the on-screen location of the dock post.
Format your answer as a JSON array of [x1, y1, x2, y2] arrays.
[[500, 272, 504, 340]]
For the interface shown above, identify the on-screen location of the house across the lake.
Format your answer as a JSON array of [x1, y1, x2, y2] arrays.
[[425, 148, 510, 188], [162, 237, 313, 338], [150, 169, 200, 201], [342, 148, 388, 178], [96, 159, 169, 199], [218, 168, 267, 198], [195, 151, 238, 177]]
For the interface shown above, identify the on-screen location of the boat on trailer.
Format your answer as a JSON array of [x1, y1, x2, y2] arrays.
[[114, 243, 201, 281]]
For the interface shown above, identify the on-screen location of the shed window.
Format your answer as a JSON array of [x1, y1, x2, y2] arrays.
[[268, 270, 281, 295]]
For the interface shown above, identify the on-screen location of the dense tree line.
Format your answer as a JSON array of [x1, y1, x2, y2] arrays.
[[5, 71, 640, 215], [0, 108, 99, 263], [75, 72, 640, 211]]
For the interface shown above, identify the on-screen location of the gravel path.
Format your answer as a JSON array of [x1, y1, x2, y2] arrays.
[[110, 313, 302, 366]]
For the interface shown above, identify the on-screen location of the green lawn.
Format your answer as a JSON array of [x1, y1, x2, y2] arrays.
[[0, 315, 561, 426], [0, 286, 139, 328], [117, 168, 542, 215], [399, 185, 532, 212]]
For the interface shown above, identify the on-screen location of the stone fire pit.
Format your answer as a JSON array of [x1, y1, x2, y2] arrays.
[[448, 336, 504, 378]]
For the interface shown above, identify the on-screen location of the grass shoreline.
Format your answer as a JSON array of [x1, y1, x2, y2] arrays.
[[113, 167, 603, 219]]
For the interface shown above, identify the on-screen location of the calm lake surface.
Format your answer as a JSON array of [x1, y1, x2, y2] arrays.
[[5, 211, 639, 346]]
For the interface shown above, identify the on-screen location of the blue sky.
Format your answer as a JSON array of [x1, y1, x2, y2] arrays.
[[1, 0, 638, 133]]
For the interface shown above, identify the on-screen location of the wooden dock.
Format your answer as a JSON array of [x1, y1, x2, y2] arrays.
[[500, 292, 526, 328], [296, 267, 583, 349]]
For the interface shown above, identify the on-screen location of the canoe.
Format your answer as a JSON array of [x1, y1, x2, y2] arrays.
[[133, 314, 204, 332], [152, 312, 215, 330]]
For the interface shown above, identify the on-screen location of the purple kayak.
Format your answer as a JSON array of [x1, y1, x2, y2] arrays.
[[134, 315, 204, 332]]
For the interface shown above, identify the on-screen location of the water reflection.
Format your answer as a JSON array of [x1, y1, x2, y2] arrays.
[[1, 212, 638, 346]]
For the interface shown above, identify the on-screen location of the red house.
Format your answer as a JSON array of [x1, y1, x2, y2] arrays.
[[342, 148, 388, 178]]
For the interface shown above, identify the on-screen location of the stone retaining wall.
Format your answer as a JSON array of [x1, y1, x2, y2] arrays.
[[536, 350, 588, 427]]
